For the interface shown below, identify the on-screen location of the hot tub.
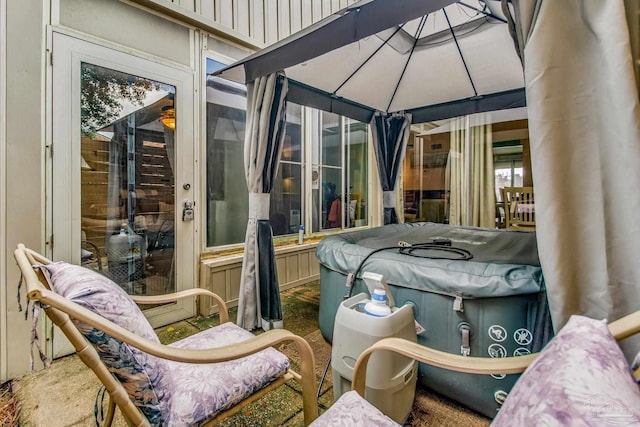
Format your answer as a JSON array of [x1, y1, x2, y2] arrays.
[[316, 222, 553, 418]]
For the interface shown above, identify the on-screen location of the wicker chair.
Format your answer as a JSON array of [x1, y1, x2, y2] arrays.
[[14, 244, 318, 426]]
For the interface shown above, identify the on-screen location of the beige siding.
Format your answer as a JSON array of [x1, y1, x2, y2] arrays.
[[199, 243, 320, 315], [60, 0, 192, 66], [171, 0, 358, 45], [4, 0, 48, 380]]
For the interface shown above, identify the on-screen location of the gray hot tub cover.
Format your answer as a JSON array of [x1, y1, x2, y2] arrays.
[[316, 222, 544, 298]]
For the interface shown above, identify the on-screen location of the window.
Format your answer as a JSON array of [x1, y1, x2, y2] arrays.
[[270, 103, 303, 236], [312, 112, 369, 232], [401, 135, 449, 223], [205, 59, 248, 247], [205, 58, 370, 247], [494, 143, 524, 201], [345, 120, 369, 228]]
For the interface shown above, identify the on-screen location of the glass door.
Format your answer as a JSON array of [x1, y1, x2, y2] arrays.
[[79, 63, 178, 296], [51, 33, 196, 357]]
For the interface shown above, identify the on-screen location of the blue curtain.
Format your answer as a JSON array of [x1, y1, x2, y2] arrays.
[[370, 112, 412, 224], [238, 73, 288, 330]]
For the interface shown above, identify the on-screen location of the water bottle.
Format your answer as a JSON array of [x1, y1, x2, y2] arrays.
[[364, 289, 392, 317], [298, 224, 305, 245]]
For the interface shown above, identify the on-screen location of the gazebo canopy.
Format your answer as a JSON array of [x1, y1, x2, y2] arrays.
[[215, 0, 525, 124]]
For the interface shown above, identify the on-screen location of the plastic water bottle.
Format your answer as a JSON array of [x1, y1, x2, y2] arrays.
[[364, 289, 392, 317], [298, 225, 305, 245]]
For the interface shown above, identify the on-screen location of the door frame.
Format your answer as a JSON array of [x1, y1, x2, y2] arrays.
[[0, 0, 7, 381], [50, 32, 197, 353]]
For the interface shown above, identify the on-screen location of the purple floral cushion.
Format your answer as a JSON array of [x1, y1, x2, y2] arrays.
[[492, 315, 640, 426], [310, 390, 400, 427], [163, 322, 290, 426], [44, 262, 171, 425]]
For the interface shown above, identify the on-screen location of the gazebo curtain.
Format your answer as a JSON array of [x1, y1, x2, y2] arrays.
[[237, 72, 288, 331], [508, 0, 640, 357], [447, 115, 495, 228], [370, 112, 412, 224]]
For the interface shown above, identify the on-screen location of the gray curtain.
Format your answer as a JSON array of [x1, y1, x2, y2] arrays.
[[238, 73, 288, 331], [370, 112, 412, 224], [508, 0, 640, 358]]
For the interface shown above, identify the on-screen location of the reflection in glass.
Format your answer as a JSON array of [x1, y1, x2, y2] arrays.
[[206, 62, 248, 246], [322, 167, 342, 229], [494, 144, 524, 200], [311, 111, 369, 232], [321, 112, 342, 167], [271, 103, 303, 236], [401, 135, 449, 224], [321, 112, 342, 230], [345, 120, 368, 228], [80, 62, 176, 295]]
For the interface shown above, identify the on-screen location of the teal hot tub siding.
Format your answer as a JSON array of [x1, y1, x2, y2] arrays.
[[316, 222, 553, 419]]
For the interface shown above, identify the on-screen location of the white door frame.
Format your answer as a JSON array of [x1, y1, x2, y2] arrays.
[[51, 32, 197, 355], [0, 0, 7, 381]]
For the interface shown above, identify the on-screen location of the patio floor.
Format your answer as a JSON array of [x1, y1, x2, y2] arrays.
[[11, 282, 490, 426]]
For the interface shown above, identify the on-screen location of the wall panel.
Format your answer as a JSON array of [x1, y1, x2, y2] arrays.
[[235, 0, 250, 37], [290, 1, 302, 34], [155, 0, 358, 48], [61, 0, 191, 66], [200, 243, 320, 315], [278, 0, 291, 40], [249, 1, 265, 43], [216, 0, 234, 28]]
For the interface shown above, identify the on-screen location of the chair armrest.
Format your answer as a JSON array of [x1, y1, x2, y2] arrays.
[[609, 310, 640, 341], [351, 338, 536, 396], [131, 289, 229, 323], [351, 310, 640, 397]]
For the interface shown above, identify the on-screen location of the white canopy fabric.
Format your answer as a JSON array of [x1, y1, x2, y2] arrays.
[[510, 0, 640, 358], [216, 0, 525, 124]]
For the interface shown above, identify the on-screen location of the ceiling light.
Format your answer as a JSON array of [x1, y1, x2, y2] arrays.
[[161, 106, 176, 130]]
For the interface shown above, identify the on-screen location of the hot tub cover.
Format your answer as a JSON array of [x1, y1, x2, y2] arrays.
[[316, 222, 544, 298]]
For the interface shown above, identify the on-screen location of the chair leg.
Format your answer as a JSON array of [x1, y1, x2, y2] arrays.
[[103, 396, 116, 427]]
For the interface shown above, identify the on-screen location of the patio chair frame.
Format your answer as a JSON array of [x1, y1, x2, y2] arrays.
[[351, 311, 640, 397], [14, 244, 319, 427]]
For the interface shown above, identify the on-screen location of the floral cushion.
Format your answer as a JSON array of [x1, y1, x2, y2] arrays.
[[492, 315, 640, 426], [44, 262, 171, 425], [163, 322, 290, 426], [310, 390, 400, 427]]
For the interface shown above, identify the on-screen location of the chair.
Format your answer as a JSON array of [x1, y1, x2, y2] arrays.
[[501, 187, 536, 231], [81, 240, 103, 273], [312, 310, 640, 426], [81, 230, 103, 273], [14, 244, 318, 426]]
